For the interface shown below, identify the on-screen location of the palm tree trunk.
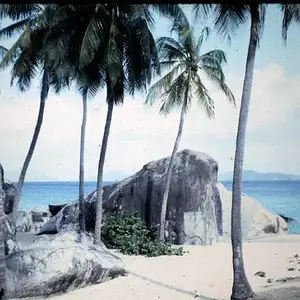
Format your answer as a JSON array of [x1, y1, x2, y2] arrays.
[[12, 68, 49, 224], [94, 99, 114, 245], [159, 98, 187, 242], [0, 164, 6, 299], [231, 6, 259, 300], [79, 91, 87, 232]]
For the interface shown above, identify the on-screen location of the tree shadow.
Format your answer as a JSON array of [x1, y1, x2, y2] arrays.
[[129, 271, 217, 300]]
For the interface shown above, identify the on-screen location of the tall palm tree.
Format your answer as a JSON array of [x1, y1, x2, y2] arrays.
[[91, 5, 162, 246], [194, 4, 300, 299], [146, 19, 235, 242], [0, 4, 48, 223], [42, 6, 108, 232], [193, 4, 265, 299]]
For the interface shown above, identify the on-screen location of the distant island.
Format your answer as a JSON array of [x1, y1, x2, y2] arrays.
[[219, 170, 300, 181]]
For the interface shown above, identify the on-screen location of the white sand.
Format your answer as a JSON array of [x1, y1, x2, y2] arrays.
[[39, 235, 300, 300]]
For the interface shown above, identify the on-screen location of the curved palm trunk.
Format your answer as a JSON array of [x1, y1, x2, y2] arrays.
[[159, 98, 187, 242], [79, 92, 87, 232], [0, 165, 6, 299], [231, 6, 259, 300], [94, 100, 114, 245], [12, 68, 49, 224]]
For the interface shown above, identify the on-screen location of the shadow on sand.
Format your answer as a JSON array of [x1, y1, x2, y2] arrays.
[[130, 271, 300, 300], [130, 271, 216, 300]]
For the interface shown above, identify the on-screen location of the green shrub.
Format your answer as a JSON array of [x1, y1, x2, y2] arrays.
[[101, 213, 184, 257]]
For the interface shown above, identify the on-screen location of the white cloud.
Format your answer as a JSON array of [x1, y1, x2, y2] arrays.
[[0, 63, 299, 181]]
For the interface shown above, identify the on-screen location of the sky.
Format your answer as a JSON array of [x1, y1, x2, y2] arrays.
[[0, 5, 300, 182]]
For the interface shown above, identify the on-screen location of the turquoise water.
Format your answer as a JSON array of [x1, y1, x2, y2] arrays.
[[17, 180, 300, 234]]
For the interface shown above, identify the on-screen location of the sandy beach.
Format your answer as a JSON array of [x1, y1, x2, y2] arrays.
[[24, 234, 298, 300]]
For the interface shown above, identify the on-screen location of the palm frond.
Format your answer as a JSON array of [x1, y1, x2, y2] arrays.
[[79, 6, 108, 67], [156, 36, 186, 62], [0, 46, 8, 58], [196, 27, 211, 53], [0, 34, 23, 70], [213, 4, 249, 43], [106, 10, 123, 96], [159, 71, 187, 115], [198, 49, 227, 66], [159, 60, 181, 74], [146, 63, 185, 106], [201, 65, 235, 105], [10, 50, 40, 92], [127, 5, 155, 30], [0, 4, 42, 21], [256, 4, 266, 46], [193, 4, 214, 20], [192, 72, 215, 118], [0, 18, 31, 39], [151, 4, 187, 26], [280, 4, 300, 43]]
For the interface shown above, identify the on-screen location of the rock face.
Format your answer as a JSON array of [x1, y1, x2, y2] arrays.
[[6, 231, 127, 299], [38, 149, 288, 244], [49, 204, 67, 217], [39, 149, 223, 245], [217, 183, 287, 239], [16, 210, 50, 233]]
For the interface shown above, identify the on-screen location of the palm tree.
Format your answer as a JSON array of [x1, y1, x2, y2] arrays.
[[146, 19, 235, 242], [0, 4, 48, 223], [193, 4, 300, 299], [91, 5, 163, 246], [193, 4, 265, 299]]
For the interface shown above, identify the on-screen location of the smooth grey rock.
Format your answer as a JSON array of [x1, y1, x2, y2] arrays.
[[39, 149, 222, 245], [217, 182, 288, 239], [6, 231, 127, 299]]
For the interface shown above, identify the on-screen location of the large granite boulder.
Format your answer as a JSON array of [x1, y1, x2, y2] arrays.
[[6, 231, 127, 299], [38, 149, 288, 244], [39, 149, 223, 245], [217, 183, 287, 239]]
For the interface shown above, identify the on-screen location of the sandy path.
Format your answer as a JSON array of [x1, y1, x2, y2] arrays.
[[35, 235, 300, 300]]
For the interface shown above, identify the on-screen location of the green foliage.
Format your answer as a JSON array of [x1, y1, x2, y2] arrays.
[[101, 213, 184, 257], [146, 18, 235, 119]]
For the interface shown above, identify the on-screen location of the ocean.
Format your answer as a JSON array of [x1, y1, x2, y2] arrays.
[[17, 180, 300, 234]]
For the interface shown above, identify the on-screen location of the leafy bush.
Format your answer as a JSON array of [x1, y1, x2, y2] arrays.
[[101, 213, 184, 257]]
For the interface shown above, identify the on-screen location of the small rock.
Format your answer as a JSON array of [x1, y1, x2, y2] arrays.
[[255, 271, 266, 277], [287, 267, 295, 271], [267, 278, 273, 283], [294, 254, 299, 258]]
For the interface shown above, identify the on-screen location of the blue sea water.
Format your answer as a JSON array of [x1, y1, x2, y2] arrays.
[[222, 181, 300, 234], [17, 180, 300, 234]]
